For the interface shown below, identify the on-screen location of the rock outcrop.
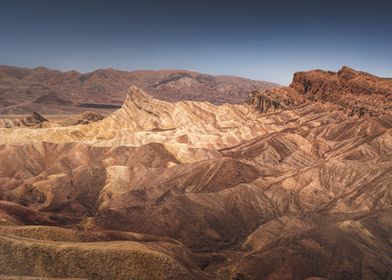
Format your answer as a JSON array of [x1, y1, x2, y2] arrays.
[[0, 112, 48, 128], [290, 66, 392, 116], [249, 66, 392, 117], [0, 68, 391, 279], [71, 111, 105, 125], [248, 87, 304, 113]]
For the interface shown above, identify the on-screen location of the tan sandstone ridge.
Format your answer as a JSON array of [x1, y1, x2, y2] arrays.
[[0, 67, 391, 280], [0, 112, 49, 128]]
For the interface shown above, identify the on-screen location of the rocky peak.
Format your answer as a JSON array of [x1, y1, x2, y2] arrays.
[[23, 112, 48, 126], [125, 85, 154, 105], [289, 66, 392, 116], [248, 66, 391, 117], [122, 86, 162, 118], [337, 66, 360, 81]]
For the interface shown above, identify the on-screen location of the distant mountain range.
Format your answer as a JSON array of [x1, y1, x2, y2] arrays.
[[0, 67, 391, 279], [0, 65, 278, 114]]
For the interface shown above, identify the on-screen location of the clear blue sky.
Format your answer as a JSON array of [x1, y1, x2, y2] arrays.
[[0, 0, 391, 84]]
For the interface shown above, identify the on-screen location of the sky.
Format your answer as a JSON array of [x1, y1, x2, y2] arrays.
[[0, 0, 391, 85]]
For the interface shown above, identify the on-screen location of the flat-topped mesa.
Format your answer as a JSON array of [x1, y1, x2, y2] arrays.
[[289, 66, 392, 116]]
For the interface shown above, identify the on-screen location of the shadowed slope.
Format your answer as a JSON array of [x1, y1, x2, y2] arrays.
[[0, 68, 391, 279]]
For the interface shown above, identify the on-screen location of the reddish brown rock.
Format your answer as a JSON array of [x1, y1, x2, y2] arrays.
[[290, 66, 392, 116], [249, 66, 392, 117], [0, 68, 391, 279], [0, 65, 278, 114]]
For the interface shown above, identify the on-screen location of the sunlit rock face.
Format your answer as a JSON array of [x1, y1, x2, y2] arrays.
[[290, 66, 392, 116], [0, 67, 391, 280]]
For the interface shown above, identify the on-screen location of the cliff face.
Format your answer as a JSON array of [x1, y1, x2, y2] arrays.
[[249, 66, 392, 117], [248, 87, 304, 113], [290, 66, 392, 116], [248, 91, 283, 113], [292, 66, 392, 97], [1, 68, 392, 280]]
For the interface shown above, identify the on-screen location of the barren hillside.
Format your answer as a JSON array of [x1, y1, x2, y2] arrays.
[[0, 65, 278, 114], [0, 67, 391, 280]]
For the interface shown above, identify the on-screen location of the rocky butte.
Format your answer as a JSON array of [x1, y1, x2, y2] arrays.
[[0, 66, 391, 280]]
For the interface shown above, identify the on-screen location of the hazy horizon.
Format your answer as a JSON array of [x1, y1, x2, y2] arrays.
[[1, 0, 391, 85], [2, 63, 390, 87]]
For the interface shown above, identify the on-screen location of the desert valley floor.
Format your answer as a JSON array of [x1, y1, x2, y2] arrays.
[[0, 66, 391, 279]]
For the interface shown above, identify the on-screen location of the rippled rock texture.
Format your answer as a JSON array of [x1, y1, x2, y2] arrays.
[[0, 68, 391, 279]]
